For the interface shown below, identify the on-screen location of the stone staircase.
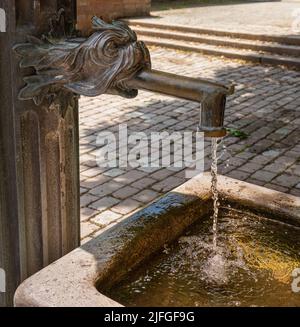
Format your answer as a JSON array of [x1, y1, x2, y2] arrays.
[[125, 19, 300, 70]]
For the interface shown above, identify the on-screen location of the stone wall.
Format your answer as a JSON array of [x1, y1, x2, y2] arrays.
[[77, 0, 151, 35]]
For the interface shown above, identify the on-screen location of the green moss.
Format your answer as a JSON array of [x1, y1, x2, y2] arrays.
[[226, 128, 248, 139]]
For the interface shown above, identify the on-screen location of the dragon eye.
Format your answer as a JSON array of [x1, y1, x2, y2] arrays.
[[109, 41, 117, 49], [105, 41, 118, 56]]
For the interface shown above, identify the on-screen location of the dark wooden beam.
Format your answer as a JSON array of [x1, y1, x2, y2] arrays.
[[0, 0, 79, 306]]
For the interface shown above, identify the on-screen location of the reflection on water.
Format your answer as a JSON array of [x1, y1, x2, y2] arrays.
[[106, 208, 300, 307]]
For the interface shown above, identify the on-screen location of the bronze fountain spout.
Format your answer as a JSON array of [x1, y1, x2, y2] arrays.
[[14, 16, 234, 137], [128, 69, 233, 137]]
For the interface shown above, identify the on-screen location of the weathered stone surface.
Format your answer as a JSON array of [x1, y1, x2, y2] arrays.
[[14, 174, 300, 307]]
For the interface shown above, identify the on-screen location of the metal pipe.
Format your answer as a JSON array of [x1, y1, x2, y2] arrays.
[[127, 69, 234, 137]]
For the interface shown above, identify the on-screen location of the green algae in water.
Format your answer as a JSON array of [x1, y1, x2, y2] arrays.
[[105, 208, 300, 307]]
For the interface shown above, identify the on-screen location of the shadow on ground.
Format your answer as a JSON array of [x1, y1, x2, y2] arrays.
[[78, 49, 300, 240]]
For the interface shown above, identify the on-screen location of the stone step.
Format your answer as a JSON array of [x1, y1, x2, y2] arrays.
[[125, 19, 300, 46], [134, 27, 300, 57], [139, 36, 300, 70]]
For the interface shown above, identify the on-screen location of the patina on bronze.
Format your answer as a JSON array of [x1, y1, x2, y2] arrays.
[[14, 16, 151, 104], [14, 16, 233, 137], [128, 69, 233, 137]]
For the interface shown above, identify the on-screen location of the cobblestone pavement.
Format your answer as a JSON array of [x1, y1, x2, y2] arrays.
[[79, 47, 300, 242], [144, 1, 300, 36]]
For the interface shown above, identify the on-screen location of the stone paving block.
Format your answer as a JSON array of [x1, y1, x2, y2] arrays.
[[261, 148, 282, 158], [91, 210, 122, 226], [249, 155, 273, 165], [131, 177, 157, 189], [80, 165, 90, 173], [273, 156, 297, 166], [263, 183, 289, 193], [218, 164, 235, 175], [80, 222, 99, 239], [81, 167, 106, 178], [273, 174, 298, 188], [150, 168, 175, 180], [227, 144, 248, 155], [152, 176, 185, 192], [137, 165, 161, 173], [80, 187, 88, 195], [245, 178, 266, 187], [103, 168, 126, 177], [114, 170, 147, 184], [283, 151, 300, 159], [234, 151, 256, 160], [89, 196, 120, 212], [227, 170, 252, 181], [238, 163, 262, 174], [133, 189, 160, 203], [80, 193, 99, 208], [80, 207, 99, 222], [111, 199, 143, 215], [113, 186, 140, 199], [264, 162, 288, 174], [289, 189, 300, 197], [80, 175, 111, 189], [251, 170, 277, 183], [79, 154, 97, 167], [227, 157, 247, 167], [287, 164, 300, 177], [80, 144, 96, 155], [90, 181, 124, 197]]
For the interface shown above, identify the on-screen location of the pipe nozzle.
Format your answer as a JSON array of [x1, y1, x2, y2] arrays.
[[127, 69, 234, 138]]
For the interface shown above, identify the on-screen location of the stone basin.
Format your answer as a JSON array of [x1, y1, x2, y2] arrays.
[[14, 173, 300, 307]]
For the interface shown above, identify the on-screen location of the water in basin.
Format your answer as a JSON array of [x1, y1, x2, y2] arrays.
[[105, 208, 300, 307]]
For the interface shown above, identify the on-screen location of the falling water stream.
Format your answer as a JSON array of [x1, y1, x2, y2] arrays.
[[210, 138, 221, 250]]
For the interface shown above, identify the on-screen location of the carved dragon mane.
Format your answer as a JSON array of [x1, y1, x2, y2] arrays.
[[14, 16, 151, 105]]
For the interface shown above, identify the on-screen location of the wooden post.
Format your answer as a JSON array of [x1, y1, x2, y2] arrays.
[[0, 0, 80, 306]]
